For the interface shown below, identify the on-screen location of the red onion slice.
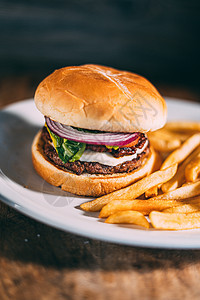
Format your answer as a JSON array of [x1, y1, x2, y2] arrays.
[[45, 117, 139, 146]]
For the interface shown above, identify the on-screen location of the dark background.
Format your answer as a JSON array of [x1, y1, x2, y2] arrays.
[[0, 0, 200, 102]]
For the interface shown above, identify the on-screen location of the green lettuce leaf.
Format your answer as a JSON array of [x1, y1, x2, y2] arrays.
[[46, 125, 86, 163]]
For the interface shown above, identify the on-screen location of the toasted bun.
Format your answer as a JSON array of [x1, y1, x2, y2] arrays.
[[32, 130, 156, 197], [35, 64, 167, 133]]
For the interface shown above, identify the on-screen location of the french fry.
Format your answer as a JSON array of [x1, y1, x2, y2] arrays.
[[151, 150, 163, 172], [161, 168, 185, 193], [159, 130, 191, 142], [151, 134, 200, 195], [145, 151, 162, 198], [163, 203, 200, 213], [161, 133, 200, 170], [148, 128, 191, 144], [148, 130, 182, 143], [187, 195, 200, 202], [162, 147, 200, 192], [165, 121, 200, 133], [150, 211, 200, 230], [185, 151, 200, 182], [80, 164, 178, 212], [105, 211, 150, 228], [100, 195, 200, 218], [147, 181, 200, 201], [148, 135, 181, 152], [145, 186, 158, 198], [99, 199, 185, 218], [148, 124, 196, 153]]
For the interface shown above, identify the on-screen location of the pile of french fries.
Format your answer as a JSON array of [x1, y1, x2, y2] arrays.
[[81, 121, 200, 230]]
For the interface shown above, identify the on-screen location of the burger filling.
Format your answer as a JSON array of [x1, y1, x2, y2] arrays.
[[41, 126, 150, 175]]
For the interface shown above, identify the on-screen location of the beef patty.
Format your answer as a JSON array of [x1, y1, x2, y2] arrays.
[[41, 127, 150, 175]]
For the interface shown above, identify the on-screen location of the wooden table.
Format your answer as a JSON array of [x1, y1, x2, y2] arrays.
[[1, 77, 200, 300]]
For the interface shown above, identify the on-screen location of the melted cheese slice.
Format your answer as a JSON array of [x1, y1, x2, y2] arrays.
[[80, 140, 148, 166]]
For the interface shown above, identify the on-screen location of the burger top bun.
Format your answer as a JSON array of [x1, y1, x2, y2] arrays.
[[35, 64, 167, 133]]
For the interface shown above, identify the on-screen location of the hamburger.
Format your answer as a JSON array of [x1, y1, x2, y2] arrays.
[[32, 64, 167, 196]]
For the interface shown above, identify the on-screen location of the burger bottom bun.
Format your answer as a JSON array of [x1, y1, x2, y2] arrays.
[[32, 130, 156, 197]]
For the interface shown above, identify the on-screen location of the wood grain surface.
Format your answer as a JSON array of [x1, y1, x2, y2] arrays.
[[0, 78, 200, 300]]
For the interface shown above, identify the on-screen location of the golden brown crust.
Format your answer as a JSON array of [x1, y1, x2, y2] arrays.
[[35, 64, 167, 133], [32, 130, 156, 196]]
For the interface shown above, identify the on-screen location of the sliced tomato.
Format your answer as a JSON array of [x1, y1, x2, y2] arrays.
[[119, 137, 140, 148]]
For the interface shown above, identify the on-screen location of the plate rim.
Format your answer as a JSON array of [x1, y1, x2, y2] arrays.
[[1, 97, 200, 249]]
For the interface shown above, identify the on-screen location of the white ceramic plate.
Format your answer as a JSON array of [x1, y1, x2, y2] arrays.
[[0, 98, 200, 249]]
